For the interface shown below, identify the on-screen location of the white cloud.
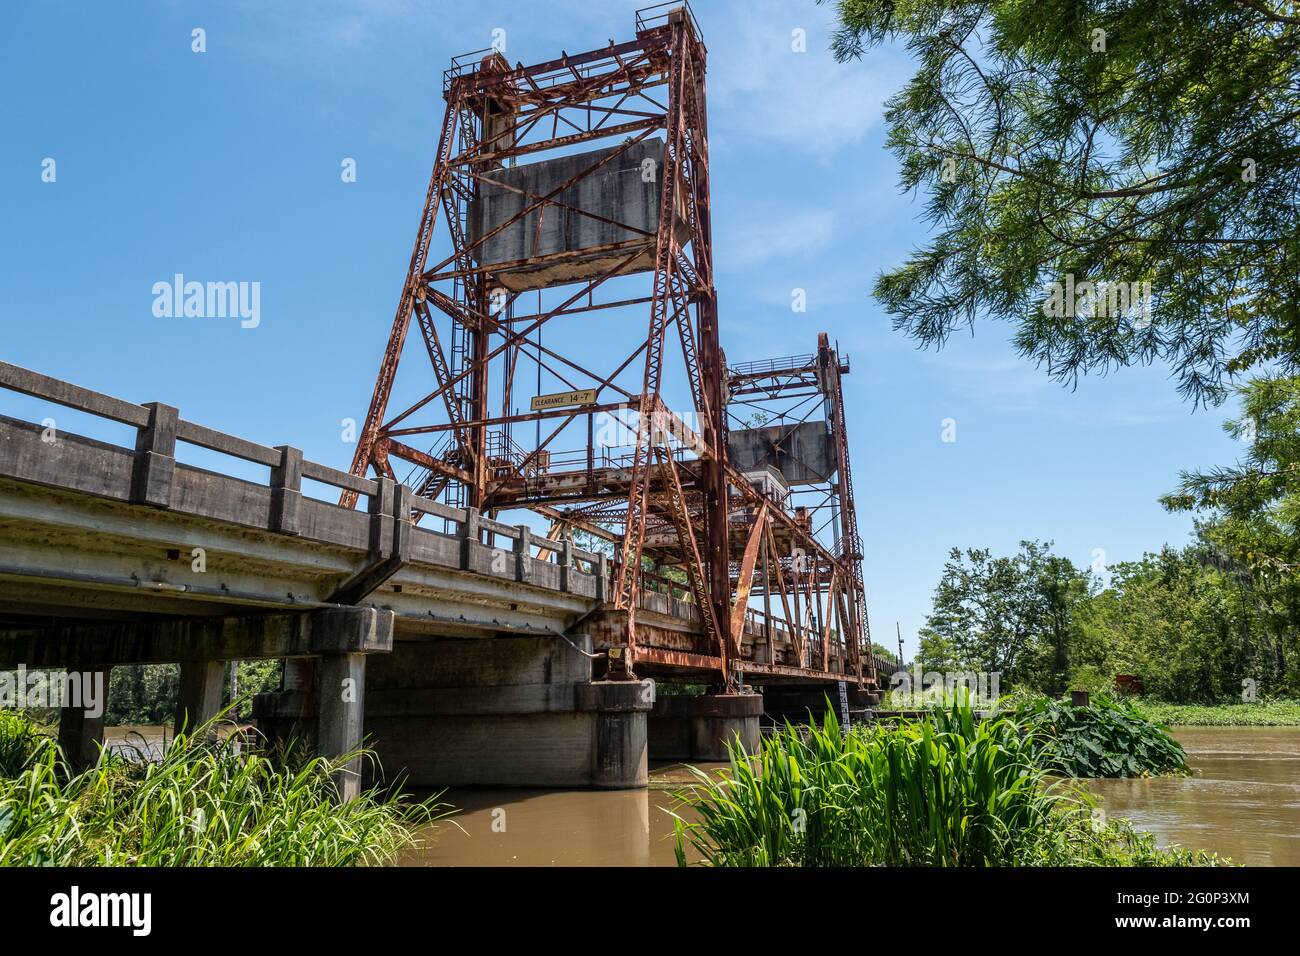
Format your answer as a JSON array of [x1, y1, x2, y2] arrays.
[[718, 207, 835, 271], [926, 353, 1185, 426], [709, 0, 908, 156]]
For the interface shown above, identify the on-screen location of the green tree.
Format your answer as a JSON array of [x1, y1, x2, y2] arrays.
[[1029, 552, 1094, 692], [820, 0, 1300, 403], [918, 540, 1090, 688], [1162, 375, 1300, 688], [1098, 549, 1255, 701]]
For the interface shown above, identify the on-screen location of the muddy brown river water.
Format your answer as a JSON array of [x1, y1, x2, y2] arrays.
[[414, 727, 1300, 866], [103, 725, 1300, 866], [1086, 727, 1300, 867]]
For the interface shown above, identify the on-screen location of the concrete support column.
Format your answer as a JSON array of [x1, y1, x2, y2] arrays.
[[253, 657, 318, 752], [648, 692, 763, 762], [309, 607, 390, 800], [250, 608, 389, 782], [175, 659, 225, 738], [317, 652, 366, 802], [57, 665, 111, 773], [582, 681, 651, 789]]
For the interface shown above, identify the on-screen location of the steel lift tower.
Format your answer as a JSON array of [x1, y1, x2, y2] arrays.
[[344, 4, 873, 693]]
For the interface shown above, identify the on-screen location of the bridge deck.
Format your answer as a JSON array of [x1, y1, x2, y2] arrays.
[[0, 361, 885, 686]]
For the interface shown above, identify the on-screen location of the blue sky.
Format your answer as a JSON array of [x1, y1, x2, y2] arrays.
[[0, 0, 1242, 657]]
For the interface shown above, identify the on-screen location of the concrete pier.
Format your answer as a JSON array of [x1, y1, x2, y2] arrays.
[[56, 666, 110, 773], [648, 693, 763, 761], [317, 652, 367, 801], [364, 633, 652, 789], [175, 660, 224, 737]]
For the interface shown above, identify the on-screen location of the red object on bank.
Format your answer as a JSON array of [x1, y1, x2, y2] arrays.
[[1115, 674, 1145, 695]]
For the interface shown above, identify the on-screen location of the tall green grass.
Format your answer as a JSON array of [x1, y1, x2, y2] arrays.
[[0, 711, 451, 867], [0, 711, 53, 778], [672, 700, 1225, 867]]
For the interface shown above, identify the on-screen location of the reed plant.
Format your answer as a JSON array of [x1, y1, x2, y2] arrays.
[[0, 709, 451, 866], [0, 711, 53, 778], [672, 698, 1223, 867]]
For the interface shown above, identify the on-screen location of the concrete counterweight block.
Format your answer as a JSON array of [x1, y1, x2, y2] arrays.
[[648, 693, 764, 762]]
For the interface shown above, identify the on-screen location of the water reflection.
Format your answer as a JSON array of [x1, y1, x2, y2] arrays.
[[408, 762, 719, 867]]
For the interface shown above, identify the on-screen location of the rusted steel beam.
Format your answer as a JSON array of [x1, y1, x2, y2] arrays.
[[821, 570, 838, 673], [532, 504, 621, 544], [466, 37, 661, 94], [615, 20, 694, 669], [342, 87, 462, 505], [464, 117, 664, 167], [652, 441, 725, 676], [386, 399, 626, 437], [763, 522, 800, 666], [739, 661, 847, 683], [505, 295, 655, 325], [384, 438, 473, 485], [631, 646, 722, 673], [424, 237, 654, 285], [729, 502, 767, 652]]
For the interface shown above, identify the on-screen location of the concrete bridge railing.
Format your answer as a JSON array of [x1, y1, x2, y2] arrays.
[[0, 360, 611, 609]]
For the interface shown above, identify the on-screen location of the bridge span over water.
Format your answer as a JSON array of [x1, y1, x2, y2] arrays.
[[0, 362, 884, 796]]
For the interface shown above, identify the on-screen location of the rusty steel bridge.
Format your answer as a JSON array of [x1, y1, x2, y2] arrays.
[[344, 2, 875, 693], [0, 4, 881, 792]]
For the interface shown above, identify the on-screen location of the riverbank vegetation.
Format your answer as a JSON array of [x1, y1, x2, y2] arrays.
[[914, 533, 1299, 706], [1002, 693, 1187, 777], [1135, 698, 1300, 727], [0, 710, 449, 867], [672, 704, 1223, 868]]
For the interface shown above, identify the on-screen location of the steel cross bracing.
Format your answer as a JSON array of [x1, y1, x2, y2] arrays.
[[343, 5, 873, 691]]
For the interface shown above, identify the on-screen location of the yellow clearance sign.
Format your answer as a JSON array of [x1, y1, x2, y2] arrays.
[[530, 389, 598, 411]]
